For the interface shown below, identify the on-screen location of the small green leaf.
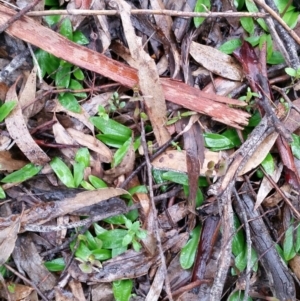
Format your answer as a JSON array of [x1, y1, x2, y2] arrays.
[[91, 249, 111, 260], [235, 248, 258, 272], [285, 67, 297, 77], [58, 92, 81, 113], [218, 39, 242, 54], [1, 163, 42, 183], [88, 175, 107, 189], [45, 0, 58, 5], [232, 215, 245, 257], [73, 162, 85, 188], [112, 137, 132, 167], [234, 0, 245, 10], [291, 134, 300, 159], [59, 18, 73, 40], [204, 133, 235, 150], [73, 31, 89, 45], [228, 290, 253, 301], [0, 186, 5, 199], [113, 279, 133, 301], [267, 51, 285, 65], [50, 157, 75, 188], [81, 180, 95, 190], [245, 0, 268, 31], [122, 234, 133, 247], [69, 79, 87, 98], [194, 0, 211, 28], [104, 214, 128, 225], [132, 239, 142, 251], [73, 68, 85, 80], [97, 229, 128, 249], [283, 9, 299, 29], [44, 8, 61, 26], [91, 117, 132, 138], [75, 147, 90, 167], [240, 17, 254, 34], [295, 225, 300, 252], [0, 101, 17, 122], [222, 129, 241, 147], [44, 258, 65, 272], [180, 225, 201, 269], [79, 262, 93, 273], [283, 225, 296, 261], [261, 153, 275, 175], [247, 111, 261, 127], [35, 50, 60, 78], [96, 134, 128, 148], [73, 241, 92, 262], [55, 61, 72, 88]]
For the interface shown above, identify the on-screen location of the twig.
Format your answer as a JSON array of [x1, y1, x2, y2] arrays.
[[26, 9, 269, 18], [4, 264, 49, 301], [253, 0, 300, 46], [139, 101, 173, 301], [0, 0, 42, 33]]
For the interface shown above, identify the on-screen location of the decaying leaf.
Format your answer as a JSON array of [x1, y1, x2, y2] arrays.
[[190, 41, 243, 81], [0, 151, 27, 171], [67, 128, 112, 163], [5, 82, 50, 165]]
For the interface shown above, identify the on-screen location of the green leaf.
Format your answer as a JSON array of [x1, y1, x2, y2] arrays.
[[35, 49, 60, 78], [59, 18, 73, 40], [245, 35, 261, 46], [58, 92, 81, 113], [43, 8, 61, 26], [0, 186, 5, 199], [73, 162, 85, 188], [1, 163, 42, 183], [83, 231, 101, 250], [132, 239, 142, 251], [112, 137, 132, 167], [91, 249, 111, 260], [218, 39, 242, 54], [44, 258, 65, 272], [73, 68, 85, 80], [240, 17, 254, 34], [50, 157, 75, 188], [286, 67, 297, 77], [113, 280, 133, 301], [267, 51, 285, 65], [283, 225, 296, 261], [295, 225, 300, 252], [222, 129, 241, 147], [232, 215, 245, 257], [283, 9, 299, 29], [235, 248, 258, 272], [112, 246, 127, 257], [234, 0, 245, 10], [261, 153, 275, 175], [96, 134, 128, 148], [79, 262, 93, 273], [75, 147, 90, 167], [0, 101, 16, 122], [180, 225, 201, 269], [45, 0, 58, 5], [91, 117, 132, 139], [273, 0, 292, 13], [122, 233, 133, 247], [73, 31, 89, 45], [194, 0, 211, 28], [204, 133, 235, 150], [74, 241, 92, 262], [247, 111, 261, 127], [69, 79, 87, 98], [55, 61, 72, 88], [291, 134, 300, 159], [88, 175, 107, 188], [245, 0, 268, 31], [97, 229, 128, 249], [228, 290, 253, 301], [128, 185, 148, 195], [104, 214, 128, 225], [93, 223, 107, 236], [81, 180, 95, 190]]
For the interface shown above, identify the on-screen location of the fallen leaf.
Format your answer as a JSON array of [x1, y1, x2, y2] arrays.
[[190, 42, 243, 81]]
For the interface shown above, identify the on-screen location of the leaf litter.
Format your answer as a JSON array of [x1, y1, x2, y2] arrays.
[[0, 0, 300, 300]]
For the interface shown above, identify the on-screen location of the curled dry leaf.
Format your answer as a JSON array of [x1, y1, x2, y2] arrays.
[[255, 163, 283, 210], [190, 41, 243, 81], [0, 151, 27, 171], [67, 128, 112, 163], [5, 82, 50, 165], [152, 149, 219, 176]]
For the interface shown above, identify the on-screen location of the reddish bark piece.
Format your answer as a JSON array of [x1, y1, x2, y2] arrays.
[[0, 4, 250, 129]]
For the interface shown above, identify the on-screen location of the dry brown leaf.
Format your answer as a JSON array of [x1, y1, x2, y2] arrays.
[[0, 215, 21, 265], [0, 151, 27, 171], [5, 83, 50, 165], [115, 0, 171, 146], [263, 183, 291, 207], [19, 66, 43, 119], [52, 117, 79, 160], [239, 132, 278, 175], [51, 99, 94, 133], [190, 41, 243, 81], [0, 283, 35, 300], [152, 149, 219, 176], [67, 128, 112, 163], [68, 279, 86, 301], [255, 163, 283, 209]]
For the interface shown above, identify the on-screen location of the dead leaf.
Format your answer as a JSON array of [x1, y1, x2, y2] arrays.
[[67, 128, 112, 163], [0, 215, 21, 266], [5, 82, 50, 165], [0, 151, 27, 171], [190, 41, 243, 81]]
